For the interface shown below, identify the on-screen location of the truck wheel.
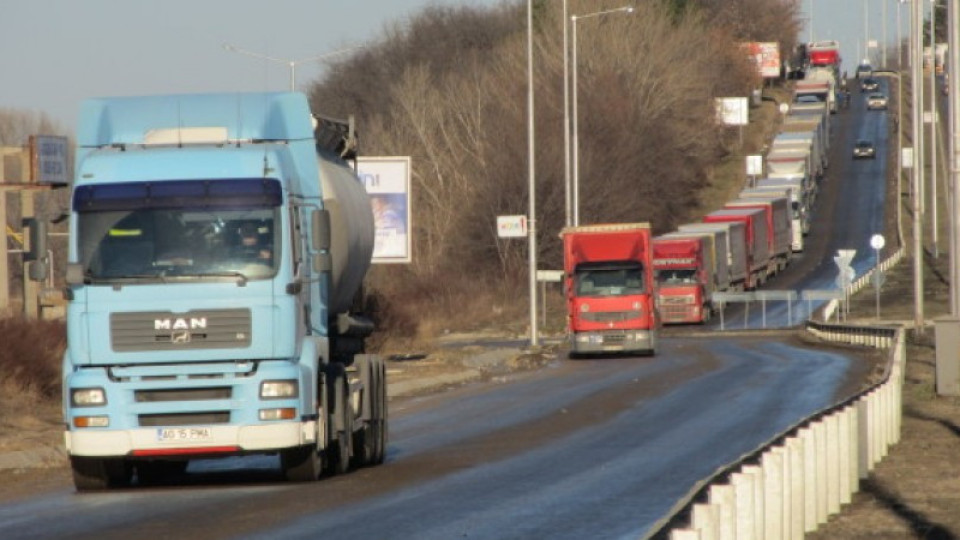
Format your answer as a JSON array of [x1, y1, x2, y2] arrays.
[[373, 354, 388, 465], [351, 355, 379, 468], [70, 456, 132, 491], [281, 371, 327, 482], [324, 362, 353, 475]]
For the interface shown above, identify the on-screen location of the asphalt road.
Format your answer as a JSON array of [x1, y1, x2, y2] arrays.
[[0, 335, 875, 540]]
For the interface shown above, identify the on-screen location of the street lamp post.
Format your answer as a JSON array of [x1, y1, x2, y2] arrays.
[[222, 43, 358, 91], [526, 0, 538, 348], [563, 0, 572, 228], [571, 6, 634, 227], [913, 0, 927, 329], [948, 0, 960, 315], [930, 0, 940, 258]]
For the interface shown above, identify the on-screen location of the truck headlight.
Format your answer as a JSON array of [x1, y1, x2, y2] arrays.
[[260, 380, 298, 399], [71, 387, 106, 407]]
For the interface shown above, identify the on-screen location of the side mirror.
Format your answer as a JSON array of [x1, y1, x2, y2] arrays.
[[311, 209, 331, 251]]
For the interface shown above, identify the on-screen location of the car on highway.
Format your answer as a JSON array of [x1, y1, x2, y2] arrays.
[[853, 139, 876, 159], [856, 62, 873, 79], [860, 77, 880, 92], [867, 93, 888, 110]]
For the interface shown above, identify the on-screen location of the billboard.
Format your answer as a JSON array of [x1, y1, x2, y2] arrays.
[[356, 156, 412, 264], [742, 42, 781, 79]]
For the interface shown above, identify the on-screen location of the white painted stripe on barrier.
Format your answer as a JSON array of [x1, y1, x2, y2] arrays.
[[813, 420, 828, 523], [745, 464, 765, 540], [762, 448, 784, 540], [846, 403, 860, 498], [788, 437, 804, 540], [709, 483, 736, 540], [837, 408, 852, 505], [857, 397, 870, 479], [691, 503, 719, 540], [733, 471, 756, 540], [800, 427, 817, 533], [671, 529, 701, 540], [825, 413, 841, 514]]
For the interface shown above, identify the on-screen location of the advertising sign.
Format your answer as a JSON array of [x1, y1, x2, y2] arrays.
[[356, 156, 412, 264], [742, 42, 781, 79], [497, 215, 528, 238]]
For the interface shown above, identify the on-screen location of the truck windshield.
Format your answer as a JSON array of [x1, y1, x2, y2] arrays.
[[655, 269, 697, 285], [73, 178, 282, 281], [574, 263, 645, 297]]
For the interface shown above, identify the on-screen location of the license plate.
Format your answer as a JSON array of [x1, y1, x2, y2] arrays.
[[156, 427, 212, 442]]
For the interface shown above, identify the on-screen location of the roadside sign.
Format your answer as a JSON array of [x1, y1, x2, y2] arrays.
[[870, 234, 885, 250], [497, 215, 528, 238], [29, 135, 69, 185], [536, 270, 563, 282]]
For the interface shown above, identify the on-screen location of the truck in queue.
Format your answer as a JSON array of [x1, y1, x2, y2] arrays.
[[48, 92, 388, 490], [560, 223, 658, 356], [677, 222, 746, 292], [725, 196, 793, 271], [740, 187, 805, 252], [703, 208, 771, 289], [652, 233, 718, 324]]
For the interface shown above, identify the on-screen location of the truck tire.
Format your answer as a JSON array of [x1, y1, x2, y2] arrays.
[[350, 354, 388, 467], [282, 367, 330, 482], [70, 456, 133, 491], [351, 354, 377, 468], [373, 354, 388, 464], [324, 362, 353, 475]]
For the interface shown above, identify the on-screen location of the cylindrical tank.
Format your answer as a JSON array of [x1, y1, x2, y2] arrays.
[[317, 150, 375, 315]]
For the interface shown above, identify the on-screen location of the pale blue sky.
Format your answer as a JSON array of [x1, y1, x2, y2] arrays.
[[0, 0, 507, 133], [0, 0, 931, 135], [798, 0, 931, 73]]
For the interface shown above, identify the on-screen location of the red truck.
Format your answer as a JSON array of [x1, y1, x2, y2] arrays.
[[807, 40, 841, 69], [653, 233, 716, 324], [561, 223, 658, 356], [724, 196, 792, 273], [703, 208, 770, 289]]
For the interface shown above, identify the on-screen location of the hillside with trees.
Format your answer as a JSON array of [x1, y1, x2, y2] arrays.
[[308, 0, 800, 343]]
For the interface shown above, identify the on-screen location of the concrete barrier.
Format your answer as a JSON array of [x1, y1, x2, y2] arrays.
[[657, 326, 906, 540]]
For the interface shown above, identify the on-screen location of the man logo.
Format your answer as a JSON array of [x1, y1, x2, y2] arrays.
[[155, 317, 207, 331], [171, 330, 192, 344]]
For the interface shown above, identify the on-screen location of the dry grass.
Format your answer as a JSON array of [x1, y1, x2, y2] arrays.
[[0, 317, 65, 433]]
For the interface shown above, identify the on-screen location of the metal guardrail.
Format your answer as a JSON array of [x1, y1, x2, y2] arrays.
[[645, 246, 907, 540]]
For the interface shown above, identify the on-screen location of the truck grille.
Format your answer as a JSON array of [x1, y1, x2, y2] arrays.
[[134, 387, 232, 403], [139, 412, 230, 427], [110, 309, 251, 352], [661, 305, 696, 321], [581, 310, 641, 323], [602, 333, 626, 344]]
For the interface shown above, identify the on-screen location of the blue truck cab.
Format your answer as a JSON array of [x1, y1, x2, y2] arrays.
[[58, 92, 387, 490]]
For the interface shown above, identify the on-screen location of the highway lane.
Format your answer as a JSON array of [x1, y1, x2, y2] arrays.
[[0, 335, 874, 539], [711, 78, 892, 329]]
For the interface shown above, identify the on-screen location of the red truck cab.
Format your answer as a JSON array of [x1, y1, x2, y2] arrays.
[[561, 223, 658, 356], [653, 234, 714, 324]]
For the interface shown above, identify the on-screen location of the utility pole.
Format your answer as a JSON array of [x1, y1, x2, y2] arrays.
[[931, 0, 940, 258], [949, 0, 960, 315], [914, 0, 927, 330]]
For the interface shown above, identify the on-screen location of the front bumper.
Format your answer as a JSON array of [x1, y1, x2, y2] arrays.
[[570, 329, 655, 354]]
